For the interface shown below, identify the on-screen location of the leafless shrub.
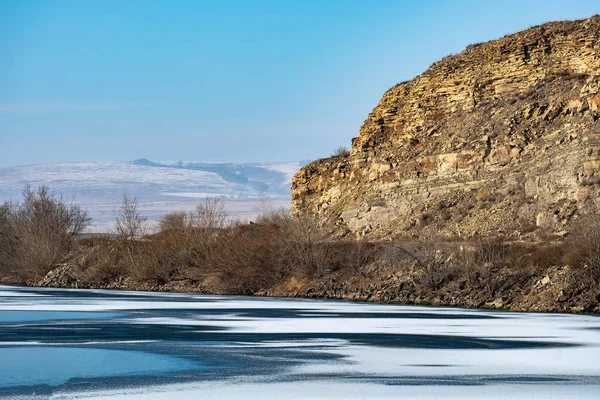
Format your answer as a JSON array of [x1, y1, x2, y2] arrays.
[[203, 224, 282, 294], [400, 236, 456, 290], [120, 198, 229, 285], [191, 197, 228, 229], [128, 241, 178, 285], [114, 196, 147, 239], [113, 196, 149, 280], [180, 198, 229, 263], [0, 186, 90, 279], [568, 215, 600, 283], [452, 238, 507, 291], [255, 183, 272, 218], [85, 259, 125, 286], [0, 202, 19, 276], [332, 145, 350, 157], [473, 238, 506, 267], [325, 239, 380, 278], [513, 241, 565, 270], [273, 212, 331, 277], [371, 243, 414, 272], [72, 236, 124, 286], [158, 212, 190, 232], [143, 226, 208, 284], [194, 211, 337, 293], [77, 227, 195, 286]]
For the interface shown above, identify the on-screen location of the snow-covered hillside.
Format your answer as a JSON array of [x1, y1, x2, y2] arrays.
[[0, 160, 303, 231]]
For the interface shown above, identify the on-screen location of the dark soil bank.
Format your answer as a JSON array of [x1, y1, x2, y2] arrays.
[[6, 226, 598, 314]]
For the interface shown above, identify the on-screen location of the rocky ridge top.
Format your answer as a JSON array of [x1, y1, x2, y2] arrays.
[[292, 16, 600, 239]]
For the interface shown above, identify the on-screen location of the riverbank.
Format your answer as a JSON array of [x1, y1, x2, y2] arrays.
[[3, 235, 597, 314], [1, 192, 598, 314], [30, 266, 600, 314]]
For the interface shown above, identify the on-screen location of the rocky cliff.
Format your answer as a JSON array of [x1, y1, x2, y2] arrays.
[[292, 16, 600, 238]]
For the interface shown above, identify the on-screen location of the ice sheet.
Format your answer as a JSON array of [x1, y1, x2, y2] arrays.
[[1, 285, 599, 399]]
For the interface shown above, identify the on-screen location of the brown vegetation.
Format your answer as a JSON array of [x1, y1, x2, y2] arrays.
[[158, 212, 189, 232], [332, 145, 350, 157], [0, 186, 90, 281], [1, 185, 599, 313], [567, 215, 600, 284]]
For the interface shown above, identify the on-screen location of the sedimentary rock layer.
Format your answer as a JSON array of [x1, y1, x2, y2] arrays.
[[292, 16, 600, 238]]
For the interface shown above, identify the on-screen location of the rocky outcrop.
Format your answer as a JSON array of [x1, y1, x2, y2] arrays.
[[292, 16, 600, 238]]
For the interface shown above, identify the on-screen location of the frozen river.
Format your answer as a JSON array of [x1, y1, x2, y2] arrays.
[[1, 285, 599, 399]]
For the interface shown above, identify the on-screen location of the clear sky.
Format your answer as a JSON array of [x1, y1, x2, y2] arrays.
[[1, 0, 598, 167]]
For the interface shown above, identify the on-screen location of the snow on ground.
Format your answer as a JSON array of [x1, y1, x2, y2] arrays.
[[0, 160, 301, 231], [49, 381, 600, 400]]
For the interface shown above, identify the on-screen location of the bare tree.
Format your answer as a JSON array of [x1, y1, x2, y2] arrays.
[[255, 184, 272, 218], [114, 196, 147, 239], [112, 196, 149, 280], [191, 197, 228, 229]]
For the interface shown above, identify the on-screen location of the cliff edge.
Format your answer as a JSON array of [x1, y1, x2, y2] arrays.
[[292, 16, 600, 238]]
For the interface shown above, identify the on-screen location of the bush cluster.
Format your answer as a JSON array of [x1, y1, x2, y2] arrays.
[[83, 203, 369, 293], [0, 186, 90, 280], [2, 185, 600, 297]]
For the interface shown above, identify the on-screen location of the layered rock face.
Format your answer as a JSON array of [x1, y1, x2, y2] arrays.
[[292, 16, 600, 238]]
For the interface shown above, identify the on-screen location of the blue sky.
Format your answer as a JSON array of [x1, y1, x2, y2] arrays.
[[0, 0, 598, 166]]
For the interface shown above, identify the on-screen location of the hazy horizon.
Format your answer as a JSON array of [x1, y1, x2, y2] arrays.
[[2, 1, 599, 167], [0, 157, 309, 169]]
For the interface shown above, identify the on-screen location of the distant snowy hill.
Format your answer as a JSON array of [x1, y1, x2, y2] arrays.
[[0, 160, 303, 231], [130, 158, 300, 196]]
